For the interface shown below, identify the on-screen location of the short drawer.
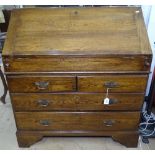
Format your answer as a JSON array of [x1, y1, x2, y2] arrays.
[[7, 76, 76, 93], [78, 75, 148, 93], [11, 93, 144, 111], [3, 55, 151, 73], [15, 112, 140, 131]]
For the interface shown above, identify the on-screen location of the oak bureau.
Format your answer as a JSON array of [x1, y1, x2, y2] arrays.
[[2, 7, 152, 147]]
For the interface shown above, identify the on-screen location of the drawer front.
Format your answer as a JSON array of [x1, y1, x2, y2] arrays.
[[11, 93, 144, 111], [78, 75, 148, 93], [3, 56, 151, 73], [7, 76, 76, 93], [15, 112, 140, 131]]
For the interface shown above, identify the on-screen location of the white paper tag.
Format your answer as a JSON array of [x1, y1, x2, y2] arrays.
[[104, 97, 110, 105]]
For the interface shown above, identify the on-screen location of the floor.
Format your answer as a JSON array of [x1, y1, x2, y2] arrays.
[[0, 77, 155, 150]]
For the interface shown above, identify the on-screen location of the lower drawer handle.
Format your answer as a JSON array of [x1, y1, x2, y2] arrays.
[[103, 120, 115, 127], [109, 98, 118, 104], [35, 81, 49, 90], [39, 120, 50, 126], [104, 81, 119, 88], [37, 99, 49, 107], [102, 98, 118, 105]]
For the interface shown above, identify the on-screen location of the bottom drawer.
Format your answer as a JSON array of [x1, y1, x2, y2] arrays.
[[15, 112, 140, 131]]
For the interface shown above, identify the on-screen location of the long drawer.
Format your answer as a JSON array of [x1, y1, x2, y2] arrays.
[[7, 76, 76, 93], [3, 55, 151, 73], [15, 112, 140, 131], [78, 75, 148, 93], [11, 93, 144, 111]]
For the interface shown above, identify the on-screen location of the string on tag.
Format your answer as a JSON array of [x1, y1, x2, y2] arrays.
[[105, 88, 110, 98]]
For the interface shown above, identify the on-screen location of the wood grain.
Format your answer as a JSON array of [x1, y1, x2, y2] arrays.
[[15, 112, 140, 131], [3, 55, 152, 72], [11, 93, 144, 111], [7, 76, 76, 93], [78, 75, 148, 93], [2, 7, 151, 56]]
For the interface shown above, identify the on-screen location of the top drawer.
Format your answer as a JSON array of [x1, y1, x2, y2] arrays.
[[7, 76, 76, 93], [78, 75, 148, 93], [3, 56, 151, 73]]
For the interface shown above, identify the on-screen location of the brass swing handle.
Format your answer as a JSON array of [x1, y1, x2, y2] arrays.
[[104, 81, 119, 88], [39, 120, 50, 126], [37, 99, 50, 107], [102, 98, 118, 105], [103, 120, 116, 127], [109, 98, 118, 104], [35, 81, 49, 90]]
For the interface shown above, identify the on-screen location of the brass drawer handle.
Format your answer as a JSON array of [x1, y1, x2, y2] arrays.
[[35, 81, 49, 90], [102, 98, 118, 105], [103, 120, 115, 127], [39, 120, 50, 126], [109, 98, 118, 104], [104, 81, 119, 88], [37, 99, 49, 107]]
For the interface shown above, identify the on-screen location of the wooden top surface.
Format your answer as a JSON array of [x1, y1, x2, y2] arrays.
[[3, 7, 152, 56]]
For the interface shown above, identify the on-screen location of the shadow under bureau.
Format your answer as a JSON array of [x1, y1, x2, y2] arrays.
[[2, 7, 152, 147]]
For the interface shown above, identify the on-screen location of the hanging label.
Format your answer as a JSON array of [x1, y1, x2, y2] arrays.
[[104, 97, 110, 105]]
